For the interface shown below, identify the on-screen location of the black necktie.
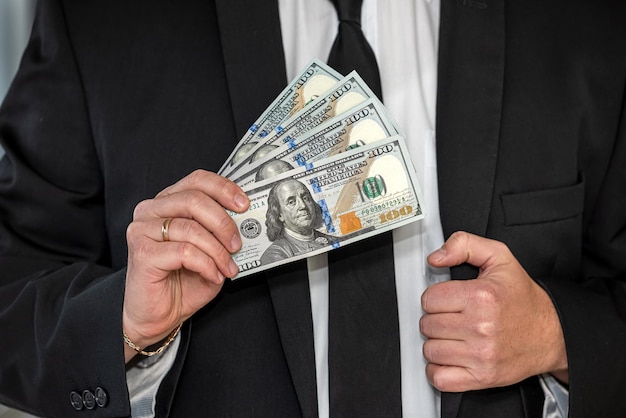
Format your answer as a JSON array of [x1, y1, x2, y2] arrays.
[[326, 1, 402, 416], [327, 0, 383, 100]]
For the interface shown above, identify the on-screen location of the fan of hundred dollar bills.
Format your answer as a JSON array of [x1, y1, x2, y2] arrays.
[[223, 59, 425, 279]]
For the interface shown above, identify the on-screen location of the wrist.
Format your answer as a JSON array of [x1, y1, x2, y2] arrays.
[[123, 323, 183, 362], [541, 291, 569, 384], [121, 309, 182, 362]]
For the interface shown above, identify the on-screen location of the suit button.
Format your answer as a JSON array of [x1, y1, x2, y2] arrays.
[[82, 390, 96, 410], [70, 391, 83, 410], [95, 387, 108, 408]]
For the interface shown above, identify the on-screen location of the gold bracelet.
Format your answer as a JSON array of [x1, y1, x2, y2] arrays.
[[123, 322, 183, 357]]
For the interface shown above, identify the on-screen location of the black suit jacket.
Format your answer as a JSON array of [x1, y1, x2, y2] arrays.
[[0, 0, 625, 417]]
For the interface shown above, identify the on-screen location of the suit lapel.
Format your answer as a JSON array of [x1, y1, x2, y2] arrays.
[[214, 0, 287, 138], [436, 0, 506, 416], [215, 2, 319, 416], [436, 0, 505, 242]]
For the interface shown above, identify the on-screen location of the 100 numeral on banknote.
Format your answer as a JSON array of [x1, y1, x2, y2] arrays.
[[229, 135, 424, 279]]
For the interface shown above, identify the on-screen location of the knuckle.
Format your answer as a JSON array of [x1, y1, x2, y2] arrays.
[[217, 176, 244, 202], [216, 211, 236, 233], [478, 342, 499, 365], [217, 175, 233, 192], [216, 241, 231, 259], [178, 242, 195, 260], [197, 256, 218, 278], [449, 230, 470, 246], [418, 315, 426, 335], [419, 314, 433, 337], [133, 199, 151, 219], [210, 240, 230, 263], [131, 238, 153, 261], [183, 189, 205, 211], [126, 225, 150, 255], [471, 341, 500, 379], [422, 338, 432, 360], [492, 239, 510, 254], [473, 320, 498, 339], [186, 169, 209, 186], [449, 230, 467, 240], [205, 255, 218, 270], [478, 368, 499, 387], [431, 371, 449, 392], [180, 218, 197, 239], [472, 282, 499, 306], [126, 222, 140, 242], [431, 374, 442, 390], [420, 284, 442, 312], [420, 289, 430, 311]]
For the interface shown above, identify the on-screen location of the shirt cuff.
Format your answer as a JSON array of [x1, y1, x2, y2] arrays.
[[126, 333, 181, 418], [539, 373, 569, 418]]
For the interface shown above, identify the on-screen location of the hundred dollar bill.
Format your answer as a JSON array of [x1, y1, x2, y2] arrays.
[[219, 59, 342, 176], [229, 99, 401, 188], [224, 71, 379, 177], [229, 135, 424, 279]]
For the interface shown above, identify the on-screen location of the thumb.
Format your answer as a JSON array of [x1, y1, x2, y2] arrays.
[[428, 231, 502, 270]]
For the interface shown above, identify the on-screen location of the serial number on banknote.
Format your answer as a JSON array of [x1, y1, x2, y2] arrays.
[[249, 201, 267, 211], [360, 197, 408, 215]]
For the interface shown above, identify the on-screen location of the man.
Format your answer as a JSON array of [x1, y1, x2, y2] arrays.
[[0, 1, 625, 418], [260, 179, 335, 265]]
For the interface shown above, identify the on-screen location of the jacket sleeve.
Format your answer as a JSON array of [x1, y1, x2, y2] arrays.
[[543, 84, 626, 417], [0, 1, 131, 416]]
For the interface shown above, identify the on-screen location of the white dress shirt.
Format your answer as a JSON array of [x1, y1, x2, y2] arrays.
[[280, 1, 445, 416], [128, 1, 568, 416]]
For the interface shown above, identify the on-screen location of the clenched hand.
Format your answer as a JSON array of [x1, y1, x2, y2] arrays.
[[420, 231, 568, 392]]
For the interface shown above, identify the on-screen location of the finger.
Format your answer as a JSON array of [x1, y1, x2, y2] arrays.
[[128, 218, 240, 278], [421, 280, 470, 313], [174, 269, 226, 317], [133, 236, 227, 285], [135, 191, 242, 253], [156, 169, 249, 213], [166, 217, 240, 277], [425, 363, 487, 393], [427, 231, 508, 270], [164, 217, 240, 276], [423, 338, 469, 368], [423, 336, 500, 371], [420, 312, 468, 339]]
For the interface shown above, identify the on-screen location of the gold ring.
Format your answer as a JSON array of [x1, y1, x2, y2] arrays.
[[161, 218, 173, 242]]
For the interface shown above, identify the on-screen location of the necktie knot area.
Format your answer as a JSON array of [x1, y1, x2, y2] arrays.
[[329, 0, 364, 25], [326, 4, 383, 100], [338, 17, 362, 28]]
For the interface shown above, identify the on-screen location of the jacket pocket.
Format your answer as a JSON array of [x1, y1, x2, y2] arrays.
[[500, 179, 585, 226]]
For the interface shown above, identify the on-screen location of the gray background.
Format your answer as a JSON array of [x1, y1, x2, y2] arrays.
[[0, 0, 36, 160], [1, 3, 46, 418]]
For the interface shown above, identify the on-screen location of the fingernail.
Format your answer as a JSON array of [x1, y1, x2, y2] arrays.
[[231, 234, 242, 251], [430, 248, 446, 262], [234, 193, 248, 210], [229, 259, 239, 276]]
